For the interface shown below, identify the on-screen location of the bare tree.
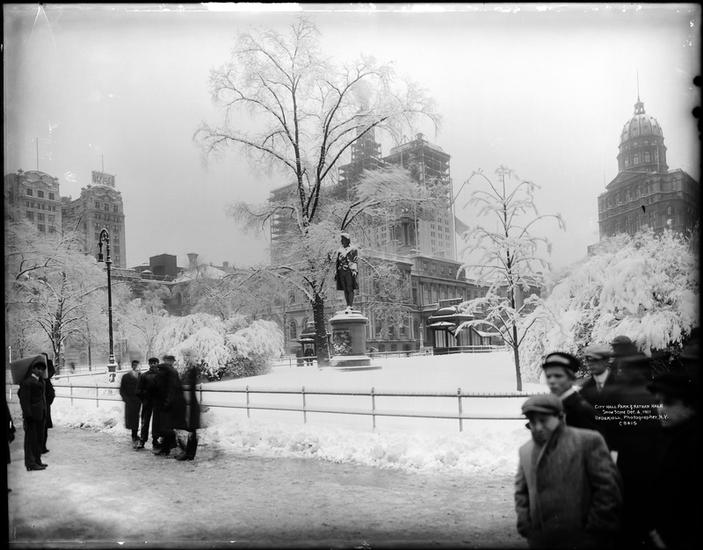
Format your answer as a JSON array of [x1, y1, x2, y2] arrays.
[[456, 167, 565, 391], [195, 18, 438, 364]]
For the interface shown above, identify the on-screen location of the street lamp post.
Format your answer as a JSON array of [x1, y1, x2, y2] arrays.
[[97, 228, 118, 380]]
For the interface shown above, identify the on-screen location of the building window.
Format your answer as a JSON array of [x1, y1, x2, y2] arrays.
[[633, 153, 639, 165], [26, 188, 33, 196], [38, 224, 45, 232], [49, 192, 55, 200], [113, 205, 118, 213], [48, 215, 55, 223], [95, 201, 100, 208], [37, 190, 44, 198], [49, 226, 56, 233], [26, 211, 34, 220], [644, 152, 651, 163], [37, 213, 45, 221]]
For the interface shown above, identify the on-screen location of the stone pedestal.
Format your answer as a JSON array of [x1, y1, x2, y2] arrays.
[[329, 309, 371, 368]]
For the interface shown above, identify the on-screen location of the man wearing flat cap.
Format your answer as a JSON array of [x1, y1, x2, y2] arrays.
[[644, 373, 700, 550], [579, 344, 616, 405], [515, 394, 622, 548], [541, 352, 598, 431]]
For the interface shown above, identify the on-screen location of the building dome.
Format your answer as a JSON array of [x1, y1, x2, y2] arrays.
[[619, 100, 664, 144], [617, 97, 668, 174]]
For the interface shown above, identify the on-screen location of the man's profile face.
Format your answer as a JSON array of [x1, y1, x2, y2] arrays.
[[544, 366, 573, 396], [585, 356, 608, 376], [526, 412, 561, 445]]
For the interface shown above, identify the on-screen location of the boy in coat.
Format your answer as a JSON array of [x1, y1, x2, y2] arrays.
[[515, 394, 622, 548], [542, 352, 599, 431]]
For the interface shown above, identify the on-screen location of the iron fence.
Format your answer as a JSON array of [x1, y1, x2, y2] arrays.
[[6, 381, 540, 432]]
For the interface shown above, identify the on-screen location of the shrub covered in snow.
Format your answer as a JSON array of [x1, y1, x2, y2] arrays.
[[520, 228, 699, 381], [225, 319, 284, 378]]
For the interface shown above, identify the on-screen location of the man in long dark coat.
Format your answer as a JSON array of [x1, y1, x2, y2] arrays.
[[646, 372, 700, 549], [176, 364, 200, 461], [136, 357, 160, 450], [17, 357, 48, 471], [153, 355, 186, 456], [604, 355, 662, 548], [541, 352, 599, 431], [41, 354, 56, 454], [579, 344, 620, 450], [119, 360, 142, 448]]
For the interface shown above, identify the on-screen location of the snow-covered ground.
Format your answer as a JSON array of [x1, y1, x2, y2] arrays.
[[45, 352, 547, 477]]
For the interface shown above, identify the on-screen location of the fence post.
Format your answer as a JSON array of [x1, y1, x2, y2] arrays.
[[199, 383, 203, 405], [457, 387, 463, 432], [302, 386, 307, 424], [70, 384, 74, 406], [245, 385, 250, 419], [96, 382, 100, 408], [371, 387, 376, 431]]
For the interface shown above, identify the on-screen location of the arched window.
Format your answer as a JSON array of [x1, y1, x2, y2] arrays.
[[288, 320, 297, 340]]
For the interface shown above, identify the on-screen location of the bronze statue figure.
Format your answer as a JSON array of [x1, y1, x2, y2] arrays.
[[334, 232, 358, 310]]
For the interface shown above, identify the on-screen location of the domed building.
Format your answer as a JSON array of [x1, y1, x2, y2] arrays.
[[597, 96, 698, 239]]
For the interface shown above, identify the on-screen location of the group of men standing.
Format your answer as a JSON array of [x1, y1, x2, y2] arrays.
[[119, 355, 199, 461], [515, 334, 700, 549]]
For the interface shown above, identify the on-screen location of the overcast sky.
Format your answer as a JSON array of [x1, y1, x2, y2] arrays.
[[4, 3, 700, 271]]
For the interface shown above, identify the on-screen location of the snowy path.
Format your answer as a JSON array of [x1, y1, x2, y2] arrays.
[[7, 425, 525, 548]]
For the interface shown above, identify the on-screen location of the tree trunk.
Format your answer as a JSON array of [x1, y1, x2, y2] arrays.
[[512, 323, 522, 391], [312, 293, 329, 366]]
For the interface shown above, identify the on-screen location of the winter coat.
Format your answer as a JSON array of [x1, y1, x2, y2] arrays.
[[649, 415, 700, 550], [119, 371, 141, 430], [579, 371, 621, 449], [515, 423, 622, 548], [184, 366, 200, 431], [562, 391, 599, 432], [136, 368, 160, 403], [155, 364, 187, 432], [44, 377, 55, 429], [18, 374, 47, 422]]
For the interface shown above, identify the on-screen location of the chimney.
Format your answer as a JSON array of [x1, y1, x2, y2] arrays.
[[187, 253, 198, 269]]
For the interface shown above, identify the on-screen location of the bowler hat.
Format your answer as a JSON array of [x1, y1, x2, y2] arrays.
[[162, 354, 176, 362], [647, 373, 697, 403], [148, 357, 159, 364], [542, 352, 581, 373], [610, 335, 639, 356], [584, 344, 611, 360], [522, 394, 563, 416]]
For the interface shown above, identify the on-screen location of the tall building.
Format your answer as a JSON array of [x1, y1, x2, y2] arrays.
[[61, 170, 127, 268], [4, 169, 63, 235], [597, 95, 699, 239], [270, 133, 494, 354]]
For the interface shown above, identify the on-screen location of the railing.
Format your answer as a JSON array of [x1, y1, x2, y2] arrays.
[[6, 382, 539, 432]]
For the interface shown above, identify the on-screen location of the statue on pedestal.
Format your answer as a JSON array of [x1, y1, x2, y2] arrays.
[[334, 232, 358, 310]]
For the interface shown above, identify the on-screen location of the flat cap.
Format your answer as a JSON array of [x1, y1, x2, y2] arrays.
[[162, 354, 176, 362], [584, 344, 611, 360], [522, 394, 563, 416], [542, 352, 581, 373]]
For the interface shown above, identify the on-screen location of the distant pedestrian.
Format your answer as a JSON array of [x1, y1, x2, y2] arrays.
[[515, 394, 622, 548], [119, 360, 142, 448], [646, 372, 700, 550], [176, 364, 200, 461], [153, 355, 186, 456], [541, 352, 599, 431], [136, 357, 160, 450], [17, 357, 48, 471], [41, 354, 56, 455]]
